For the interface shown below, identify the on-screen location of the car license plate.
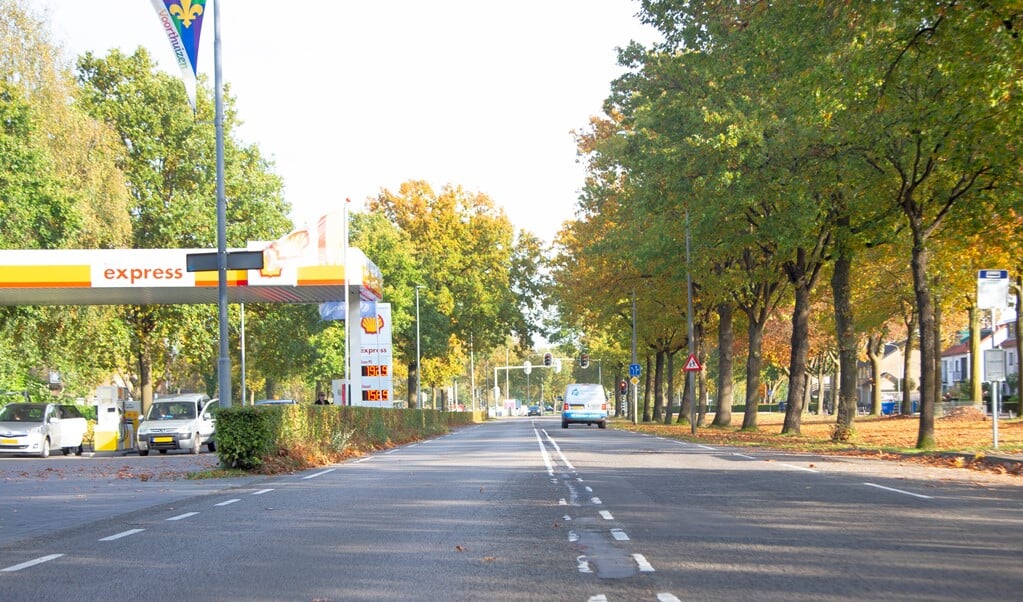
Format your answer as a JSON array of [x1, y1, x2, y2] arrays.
[[1, 438, 17, 445], [154, 436, 173, 443]]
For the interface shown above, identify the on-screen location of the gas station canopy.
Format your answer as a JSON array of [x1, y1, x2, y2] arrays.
[[0, 244, 382, 307]]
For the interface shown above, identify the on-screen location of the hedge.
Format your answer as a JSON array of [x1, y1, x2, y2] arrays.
[[214, 405, 483, 472]]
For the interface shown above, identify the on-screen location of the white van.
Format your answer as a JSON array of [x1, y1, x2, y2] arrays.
[[561, 384, 608, 429], [137, 393, 217, 455]]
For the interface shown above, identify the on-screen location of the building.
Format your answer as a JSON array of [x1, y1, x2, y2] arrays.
[[941, 321, 1018, 399]]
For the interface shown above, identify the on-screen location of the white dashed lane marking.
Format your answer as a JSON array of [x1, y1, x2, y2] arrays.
[[166, 512, 199, 521], [98, 529, 144, 541], [252, 488, 274, 495], [1, 554, 64, 572], [633, 553, 656, 572], [864, 482, 933, 499], [599, 510, 614, 520], [215, 499, 240, 507], [302, 468, 336, 479], [610, 528, 630, 541]]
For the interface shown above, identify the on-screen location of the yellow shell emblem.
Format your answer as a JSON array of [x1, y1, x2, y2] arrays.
[[361, 315, 384, 334]]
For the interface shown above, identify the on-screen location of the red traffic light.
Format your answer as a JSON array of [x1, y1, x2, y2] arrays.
[[543, 352, 553, 366]]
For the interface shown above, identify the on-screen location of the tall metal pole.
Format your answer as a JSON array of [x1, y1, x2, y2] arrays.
[[415, 285, 422, 410], [686, 207, 697, 434], [631, 289, 638, 425], [240, 303, 246, 405], [343, 199, 350, 405], [213, 0, 230, 408]]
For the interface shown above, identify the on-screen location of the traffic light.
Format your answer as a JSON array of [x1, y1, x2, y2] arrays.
[[543, 352, 553, 366], [619, 380, 627, 396], [580, 353, 590, 369]]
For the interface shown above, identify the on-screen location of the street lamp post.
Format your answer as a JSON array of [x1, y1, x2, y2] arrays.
[[685, 207, 697, 435], [415, 285, 422, 410]]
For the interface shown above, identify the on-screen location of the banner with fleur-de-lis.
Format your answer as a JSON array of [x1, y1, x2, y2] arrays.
[[150, 0, 207, 111]]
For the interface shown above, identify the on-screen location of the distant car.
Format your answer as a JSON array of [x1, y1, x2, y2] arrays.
[[527, 405, 541, 416], [137, 393, 217, 456], [254, 399, 298, 405], [544, 405, 554, 413], [0, 402, 88, 457]]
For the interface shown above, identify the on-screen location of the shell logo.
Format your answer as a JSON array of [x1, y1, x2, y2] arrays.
[[361, 315, 385, 334]]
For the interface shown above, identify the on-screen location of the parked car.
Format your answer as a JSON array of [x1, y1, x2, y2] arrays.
[[527, 405, 542, 416], [561, 383, 608, 429], [0, 402, 88, 457], [136, 393, 217, 456]]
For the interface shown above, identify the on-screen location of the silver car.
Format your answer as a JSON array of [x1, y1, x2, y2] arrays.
[[0, 403, 88, 457], [136, 394, 217, 456]]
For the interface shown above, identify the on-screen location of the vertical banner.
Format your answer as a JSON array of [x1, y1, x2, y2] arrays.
[[150, 0, 207, 111]]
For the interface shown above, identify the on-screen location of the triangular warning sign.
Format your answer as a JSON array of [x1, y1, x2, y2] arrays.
[[683, 353, 702, 372]]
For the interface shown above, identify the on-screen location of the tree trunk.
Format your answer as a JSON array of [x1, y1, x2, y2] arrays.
[[782, 281, 812, 434], [832, 249, 857, 438], [642, 355, 653, 422], [696, 323, 707, 427], [712, 302, 734, 427], [912, 238, 937, 449], [741, 319, 765, 431], [653, 350, 665, 422], [901, 312, 916, 415], [665, 351, 675, 424], [867, 334, 883, 416]]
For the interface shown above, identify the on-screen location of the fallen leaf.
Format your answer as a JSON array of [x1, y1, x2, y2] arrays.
[[455, 545, 466, 552]]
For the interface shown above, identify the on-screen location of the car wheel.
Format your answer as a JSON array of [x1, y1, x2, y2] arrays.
[[562, 421, 569, 429], [62, 447, 71, 456], [40, 438, 50, 458], [598, 421, 607, 429], [191, 434, 201, 454], [207, 439, 216, 452], [138, 449, 149, 456], [74, 445, 84, 456], [158, 449, 167, 454]]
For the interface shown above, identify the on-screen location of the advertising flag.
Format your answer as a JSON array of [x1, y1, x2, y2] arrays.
[[150, 0, 207, 111]]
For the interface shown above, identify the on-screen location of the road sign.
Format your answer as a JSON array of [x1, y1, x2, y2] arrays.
[[629, 363, 642, 377], [977, 269, 1009, 309], [523, 361, 532, 375], [629, 376, 640, 385], [683, 353, 702, 372], [984, 349, 1006, 382]]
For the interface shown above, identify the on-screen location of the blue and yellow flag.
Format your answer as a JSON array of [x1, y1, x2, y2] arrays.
[[150, 0, 207, 111]]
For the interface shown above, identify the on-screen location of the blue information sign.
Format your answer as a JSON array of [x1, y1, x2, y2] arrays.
[[629, 363, 642, 377]]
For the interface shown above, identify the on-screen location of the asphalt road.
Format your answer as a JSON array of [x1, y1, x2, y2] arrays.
[[1, 418, 1022, 601]]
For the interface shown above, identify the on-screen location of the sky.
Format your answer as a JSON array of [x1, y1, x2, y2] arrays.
[[36, 0, 660, 245]]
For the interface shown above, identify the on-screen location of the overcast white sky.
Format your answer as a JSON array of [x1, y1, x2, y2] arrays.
[[37, 1, 659, 244]]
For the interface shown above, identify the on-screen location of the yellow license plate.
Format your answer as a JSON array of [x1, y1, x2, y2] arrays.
[[153, 436, 173, 443], [1, 438, 17, 445]]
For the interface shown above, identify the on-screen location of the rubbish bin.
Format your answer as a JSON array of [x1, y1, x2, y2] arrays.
[[881, 401, 896, 415]]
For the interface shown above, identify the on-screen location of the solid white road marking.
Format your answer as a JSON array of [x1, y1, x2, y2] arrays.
[[734, 453, 756, 459], [696, 444, 716, 451], [610, 528, 630, 541], [302, 468, 336, 479], [577, 555, 592, 573], [167, 512, 199, 521], [864, 482, 933, 499], [588, 596, 608, 602], [569, 531, 579, 542], [542, 430, 576, 471], [657, 594, 682, 602], [559, 498, 567, 505], [99, 529, 145, 541], [215, 499, 240, 507], [533, 428, 555, 476], [633, 553, 656, 572], [2, 554, 64, 572], [252, 488, 274, 495], [591, 497, 602, 505], [599, 510, 614, 520]]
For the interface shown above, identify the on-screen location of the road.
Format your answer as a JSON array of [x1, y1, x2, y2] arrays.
[[1, 417, 1022, 601]]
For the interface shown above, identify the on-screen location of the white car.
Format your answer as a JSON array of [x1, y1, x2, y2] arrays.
[[0, 403, 88, 457], [136, 394, 217, 455]]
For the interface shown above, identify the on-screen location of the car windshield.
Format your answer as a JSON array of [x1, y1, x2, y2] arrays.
[[0, 404, 44, 423], [147, 402, 195, 421]]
